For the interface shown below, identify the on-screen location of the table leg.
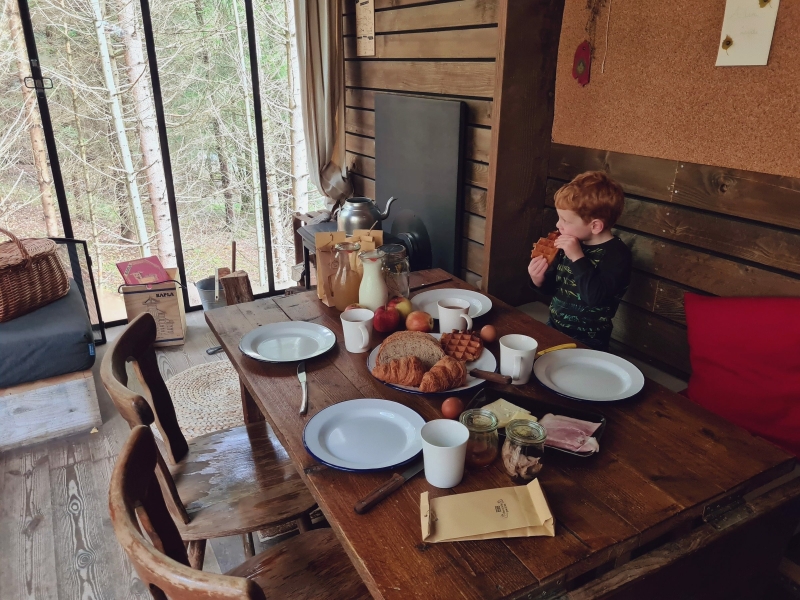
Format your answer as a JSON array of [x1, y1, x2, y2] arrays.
[[242, 532, 255, 558], [240, 379, 265, 424], [303, 246, 311, 289]]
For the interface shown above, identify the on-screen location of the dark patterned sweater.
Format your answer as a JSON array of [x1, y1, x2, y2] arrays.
[[538, 236, 632, 344]]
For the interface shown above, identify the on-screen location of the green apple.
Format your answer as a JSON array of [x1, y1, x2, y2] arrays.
[[388, 296, 413, 319]]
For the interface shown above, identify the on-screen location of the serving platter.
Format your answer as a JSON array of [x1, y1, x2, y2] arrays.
[[303, 399, 425, 471], [411, 288, 492, 319], [367, 333, 497, 395], [239, 322, 336, 363], [533, 349, 644, 402]]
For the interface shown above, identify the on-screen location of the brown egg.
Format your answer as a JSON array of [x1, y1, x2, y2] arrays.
[[441, 397, 464, 420], [479, 325, 497, 343]]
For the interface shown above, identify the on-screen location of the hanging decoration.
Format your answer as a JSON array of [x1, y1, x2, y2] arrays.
[[572, 41, 592, 87]]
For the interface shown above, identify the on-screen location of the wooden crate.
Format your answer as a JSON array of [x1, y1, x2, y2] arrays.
[[0, 370, 101, 452], [121, 267, 186, 347]]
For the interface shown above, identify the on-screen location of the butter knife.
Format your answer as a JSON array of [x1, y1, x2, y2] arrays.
[[354, 458, 424, 514], [297, 361, 308, 415]]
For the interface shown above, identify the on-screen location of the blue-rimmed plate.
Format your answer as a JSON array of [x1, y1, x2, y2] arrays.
[[239, 322, 336, 363], [367, 333, 497, 395], [303, 399, 425, 471], [533, 349, 644, 402]]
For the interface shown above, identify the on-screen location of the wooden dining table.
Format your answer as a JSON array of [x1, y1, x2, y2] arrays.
[[206, 269, 800, 599]]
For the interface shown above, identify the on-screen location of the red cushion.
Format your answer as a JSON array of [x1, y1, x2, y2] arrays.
[[684, 293, 800, 457]]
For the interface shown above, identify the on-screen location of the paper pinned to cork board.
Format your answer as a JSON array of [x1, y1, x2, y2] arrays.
[[716, 0, 780, 67], [420, 479, 555, 543]]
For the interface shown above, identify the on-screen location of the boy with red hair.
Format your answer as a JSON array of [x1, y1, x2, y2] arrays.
[[528, 171, 631, 351]]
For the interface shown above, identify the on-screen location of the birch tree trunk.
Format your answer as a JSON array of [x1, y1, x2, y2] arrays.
[[285, 0, 308, 214], [91, 0, 150, 256], [5, 0, 59, 236], [118, 0, 176, 267], [232, 0, 266, 285]]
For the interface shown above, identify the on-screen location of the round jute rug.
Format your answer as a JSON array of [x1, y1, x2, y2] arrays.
[[163, 359, 243, 440]]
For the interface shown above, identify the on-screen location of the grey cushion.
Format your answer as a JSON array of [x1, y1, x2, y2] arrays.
[[0, 284, 95, 388]]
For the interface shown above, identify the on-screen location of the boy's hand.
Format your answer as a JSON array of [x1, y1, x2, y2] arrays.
[[528, 256, 549, 287], [554, 235, 584, 262]]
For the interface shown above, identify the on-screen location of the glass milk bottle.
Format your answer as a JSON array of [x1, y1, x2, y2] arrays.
[[331, 242, 362, 311], [358, 250, 388, 311]]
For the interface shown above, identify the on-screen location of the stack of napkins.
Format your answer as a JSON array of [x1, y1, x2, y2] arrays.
[[421, 479, 554, 543]]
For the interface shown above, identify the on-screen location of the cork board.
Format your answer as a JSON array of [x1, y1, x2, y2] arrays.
[[552, 0, 800, 178]]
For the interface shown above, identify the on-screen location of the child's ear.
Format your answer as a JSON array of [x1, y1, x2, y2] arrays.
[[590, 219, 605, 234]]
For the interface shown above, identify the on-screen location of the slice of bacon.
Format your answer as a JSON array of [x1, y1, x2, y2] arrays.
[[539, 413, 601, 454]]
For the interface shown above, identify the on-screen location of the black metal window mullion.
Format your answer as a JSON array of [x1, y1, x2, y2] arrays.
[[138, 0, 190, 309], [244, 0, 276, 294]]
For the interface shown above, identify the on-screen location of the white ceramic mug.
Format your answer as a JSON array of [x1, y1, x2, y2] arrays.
[[499, 334, 539, 385], [421, 419, 470, 488], [437, 299, 473, 333], [340, 308, 374, 353]]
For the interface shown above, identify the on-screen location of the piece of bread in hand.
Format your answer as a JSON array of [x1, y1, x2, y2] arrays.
[[419, 356, 467, 393], [376, 331, 445, 370], [372, 356, 426, 387], [530, 230, 561, 265]]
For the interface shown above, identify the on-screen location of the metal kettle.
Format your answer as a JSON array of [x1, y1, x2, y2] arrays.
[[335, 196, 397, 235]]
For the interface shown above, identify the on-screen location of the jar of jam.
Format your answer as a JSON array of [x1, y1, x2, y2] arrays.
[[459, 409, 499, 469], [502, 420, 546, 483]]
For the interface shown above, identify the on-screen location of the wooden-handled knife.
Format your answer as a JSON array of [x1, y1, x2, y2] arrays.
[[354, 459, 424, 514], [469, 369, 512, 385]]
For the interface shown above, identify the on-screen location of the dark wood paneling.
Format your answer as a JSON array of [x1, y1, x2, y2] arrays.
[[342, 0, 478, 14], [465, 186, 487, 216], [549, 143, 677, 202], [346, 89, 493, 127], [346, 133, 374, 157], [343, 0, 499, 35], [463, 239, 485, 274], [463, 212, 486, 244], [346, 152, 374, 179], [483, 0, 565, 304], [673, 162, 800, 232], [612, 302, 690, 374], [344, 28, 498, 59], [623, 271, 690, 326], [345, 108, 374, 137], [345, 61, 496, 98], [617, 231, 800, 298], [462, 269, 483, 289], [351, 173, 375, 199], [466, 161, 489, 188]]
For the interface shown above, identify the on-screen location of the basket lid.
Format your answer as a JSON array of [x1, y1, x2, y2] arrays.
[[0, 227, 57, 269]]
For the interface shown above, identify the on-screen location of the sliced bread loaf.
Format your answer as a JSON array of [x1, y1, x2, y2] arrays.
[[376, 331, 445, 370]]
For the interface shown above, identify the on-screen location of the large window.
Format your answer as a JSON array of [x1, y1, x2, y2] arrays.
[[0, 0, 322, 321]]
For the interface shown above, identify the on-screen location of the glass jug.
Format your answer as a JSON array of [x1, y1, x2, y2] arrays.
[[331, 242, 362, 311], [358, 250, 388, 311]]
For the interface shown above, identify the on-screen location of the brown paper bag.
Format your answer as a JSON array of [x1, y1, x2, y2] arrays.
[[420, 479, 555, 543], [314, 231, 346, 306]]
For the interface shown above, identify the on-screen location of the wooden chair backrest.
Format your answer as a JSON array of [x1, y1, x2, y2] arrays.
[[100, 312, 189, 464], [110, 426, 266, 600]]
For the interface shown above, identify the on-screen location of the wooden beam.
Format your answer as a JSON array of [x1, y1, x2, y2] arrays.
[[346, 89, 493, 127], [345, 61, 496, 98], [344, 28, 498, 59], [482, 0, 565, 305]]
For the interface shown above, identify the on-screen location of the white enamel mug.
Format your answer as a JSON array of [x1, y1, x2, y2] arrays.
[[437, 298, 473, 333], [421, 419, 470, 488], [499, 334, 539, 385], [340, 308, 374, 353]]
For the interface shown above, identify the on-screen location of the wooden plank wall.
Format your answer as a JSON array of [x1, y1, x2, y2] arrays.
[[342, 0, 498, 287], [546, 144, 800, 375]]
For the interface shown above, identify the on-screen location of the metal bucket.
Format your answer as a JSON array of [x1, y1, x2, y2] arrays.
[[196, 277, 227, 311]]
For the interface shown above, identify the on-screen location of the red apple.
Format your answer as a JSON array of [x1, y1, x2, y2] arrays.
[[387, 296, 413, 319], [344, 303, 363, 311], [373, 306, 401, 333], [406, 310, 434, 333]]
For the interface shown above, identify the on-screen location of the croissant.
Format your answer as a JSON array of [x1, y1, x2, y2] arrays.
[[372, 356, 426, 387], [419, 356, 467, 393]]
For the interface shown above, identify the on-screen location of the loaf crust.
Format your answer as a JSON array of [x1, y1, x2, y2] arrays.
[[375, 331, 445, 370]]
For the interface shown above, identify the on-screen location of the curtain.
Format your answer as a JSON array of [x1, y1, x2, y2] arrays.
[[293, 0, 353, 207]]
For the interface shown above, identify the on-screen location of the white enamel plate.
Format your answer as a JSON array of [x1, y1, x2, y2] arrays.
[[239, 322, 336, 363], [533, 349, 645, 402], [303, 399, 425, 471], [411, 289, 492, 319], [367, 333, 497, 395]]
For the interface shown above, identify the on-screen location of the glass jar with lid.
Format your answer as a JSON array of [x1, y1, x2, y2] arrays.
[[331, 242, 362, 312], [459, 409, 500, 469], [502, 420, 547, 483], [378, 243, 410, 299]]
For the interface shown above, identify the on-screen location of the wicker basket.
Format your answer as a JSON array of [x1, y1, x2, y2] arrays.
[[0, 227, 69, 322]]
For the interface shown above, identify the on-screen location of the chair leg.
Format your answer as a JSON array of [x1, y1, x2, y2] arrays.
[[242, 532, 255, 558], [186, 539, 206, 570], [297, 511, 313, 533]]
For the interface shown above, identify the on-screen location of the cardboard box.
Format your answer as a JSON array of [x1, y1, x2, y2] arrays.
[[121, 268, 186, 347]]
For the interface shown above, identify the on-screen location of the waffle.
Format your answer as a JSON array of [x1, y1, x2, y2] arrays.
[[531, 231, 561, 265], [440, 331, 483, 362]]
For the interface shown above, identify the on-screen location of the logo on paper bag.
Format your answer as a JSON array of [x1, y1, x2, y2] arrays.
[[495, 499, 509, 519]]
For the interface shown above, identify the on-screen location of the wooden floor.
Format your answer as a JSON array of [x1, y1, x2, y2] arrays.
[[0, 311, 277, 599]]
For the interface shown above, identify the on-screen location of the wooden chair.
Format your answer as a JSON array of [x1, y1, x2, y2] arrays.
[[110, 425, 370, 599], [101, 312, 317, 568]]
